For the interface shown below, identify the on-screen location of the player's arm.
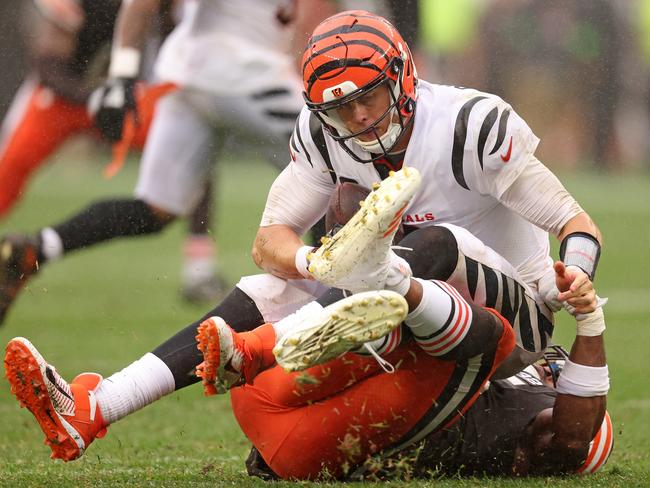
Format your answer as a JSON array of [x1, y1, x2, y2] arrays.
[[29, 0, 90, 103], [498, 156, 601, 312], [91, 0, 161, 142], [252, 165, 332, 280], [112, 0, 161, 56], [253, 225, 306, 280], [515, 305, 609, 475], [464, 95, 602, 299]]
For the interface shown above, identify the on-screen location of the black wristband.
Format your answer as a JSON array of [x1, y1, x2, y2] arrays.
[[559, 232, 601, 280]]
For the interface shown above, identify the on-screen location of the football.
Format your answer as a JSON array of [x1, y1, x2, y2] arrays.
[[325, 182, 405, 243]]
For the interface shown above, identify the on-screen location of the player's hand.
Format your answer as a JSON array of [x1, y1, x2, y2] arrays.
[[554, 261, 597, 314], [538, 267, 562, 312], [88, 77, 138, 142]]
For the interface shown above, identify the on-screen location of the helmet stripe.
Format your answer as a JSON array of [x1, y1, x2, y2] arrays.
[[578, 411, 613, 474], [303, 39, 390, 74], [309, 24, 399, 53]]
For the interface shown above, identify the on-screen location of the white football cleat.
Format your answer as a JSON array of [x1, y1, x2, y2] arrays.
[[308, 167, 421, 293], [274, 290, 408, 372]]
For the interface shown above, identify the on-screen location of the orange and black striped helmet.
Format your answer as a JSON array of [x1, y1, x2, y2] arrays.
[[302, 10, 418, 162]]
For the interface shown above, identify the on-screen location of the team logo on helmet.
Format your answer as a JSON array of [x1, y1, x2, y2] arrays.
[[332, 87, 343, 98]]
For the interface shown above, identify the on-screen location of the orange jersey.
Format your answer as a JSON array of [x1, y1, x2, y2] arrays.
[[0, 81, 175, 217], [231, 309, 515, 480]]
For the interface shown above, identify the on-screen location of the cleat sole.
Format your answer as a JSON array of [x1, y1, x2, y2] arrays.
[[195, 317, 239, 395], [308, 167, 421, 285], [195, 320, 223, 395], [274, 290, 408, 372]]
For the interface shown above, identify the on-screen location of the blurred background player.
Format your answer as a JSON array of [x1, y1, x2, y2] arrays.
[[0, 0, 337, 324], [0, 0, 225, 304]]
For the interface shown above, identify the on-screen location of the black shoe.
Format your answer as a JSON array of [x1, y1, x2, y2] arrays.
[[245, 447, 279, 481], [0, 235, 39, 325], [180, 273, 228, 304]]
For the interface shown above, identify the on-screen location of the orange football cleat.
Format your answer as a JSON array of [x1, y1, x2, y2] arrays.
[[4, 338, 107, 461], [195, 318, 275, 395]]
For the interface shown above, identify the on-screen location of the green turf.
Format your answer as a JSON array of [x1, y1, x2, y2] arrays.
[[0, 152, 648, 486]]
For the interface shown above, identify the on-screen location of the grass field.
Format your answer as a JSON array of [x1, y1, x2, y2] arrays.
[[0, 151, 649, 487]]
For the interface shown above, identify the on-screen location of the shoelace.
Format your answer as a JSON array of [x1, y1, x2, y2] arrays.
[[362, 343, 395, 373]]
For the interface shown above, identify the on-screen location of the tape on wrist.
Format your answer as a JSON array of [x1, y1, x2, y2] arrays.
[[109, 47, 141, 78], [294, 245, 315, 279], [576, 305, 606, 336], [559, 232, 600, 280], [556, 359, 609, 397]]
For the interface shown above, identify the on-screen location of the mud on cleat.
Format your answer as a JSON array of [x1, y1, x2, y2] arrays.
[[273, 290, 408, 372], [0, 235, 40, 325], [308, 167, 421, 293], [195, 317, 268, 395], [4, 338, 107, 461]]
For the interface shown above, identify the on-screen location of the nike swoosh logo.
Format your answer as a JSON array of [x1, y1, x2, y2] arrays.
[[500, 136, 513, 163], [46, 367, 74, 402]]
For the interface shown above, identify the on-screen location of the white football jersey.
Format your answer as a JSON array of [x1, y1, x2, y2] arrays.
[[155, 0, 297, 95], [263, 81, 553, 285]]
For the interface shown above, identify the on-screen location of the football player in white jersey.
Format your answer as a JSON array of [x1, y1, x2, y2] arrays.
[[252, 10, 603, 375]]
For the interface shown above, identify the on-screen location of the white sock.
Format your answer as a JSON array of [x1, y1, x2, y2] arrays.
[[404, 279, 472, 356], [271, 301, 324, 343], [94, 353, 175, 424], [39, 227, 63, 262]]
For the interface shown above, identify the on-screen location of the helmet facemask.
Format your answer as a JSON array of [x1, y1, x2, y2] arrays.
[[538, 344, 569, 387], [305, 57, 415, 164]]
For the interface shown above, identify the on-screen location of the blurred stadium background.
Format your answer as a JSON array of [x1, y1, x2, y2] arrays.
[[0, 0, 649, 486]]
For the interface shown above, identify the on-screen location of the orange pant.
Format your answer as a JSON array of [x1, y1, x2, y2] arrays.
[[0, 82, 176, 217], [231, 310, 515, 480]]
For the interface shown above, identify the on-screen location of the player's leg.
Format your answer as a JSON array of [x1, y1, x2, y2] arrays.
[[4, 275, 400, 461], [3, 284, 267, 461], [196, 282, 407, 393], [232, 306, 516, 480], [181, 177, 229, 303], [0, 89, 216, 324], [129, 83, 227, 303], [307, 170, 541, 371], [0, 81, 91, 217], [396, 223, 554, 377]]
